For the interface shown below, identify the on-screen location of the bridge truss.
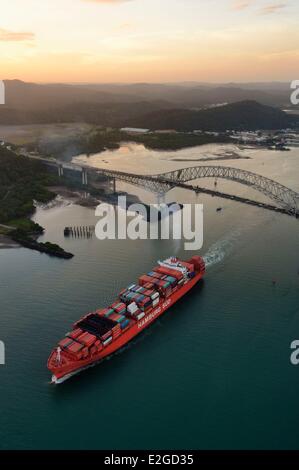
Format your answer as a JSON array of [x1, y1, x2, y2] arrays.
[[99, 166, 299, 216]]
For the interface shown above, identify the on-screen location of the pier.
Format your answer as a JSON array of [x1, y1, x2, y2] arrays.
[[64, 225, 95, 238]]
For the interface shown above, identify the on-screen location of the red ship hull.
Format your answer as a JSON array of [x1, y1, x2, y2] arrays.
[[48, 256, 205, 383]]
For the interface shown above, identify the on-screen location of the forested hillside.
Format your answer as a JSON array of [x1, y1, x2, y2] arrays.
[[0, 146, 55, 223]]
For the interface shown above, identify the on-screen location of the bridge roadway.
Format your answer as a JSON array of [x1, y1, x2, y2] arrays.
[[25, 153, 299, 217], [97, 166, 299, 217]]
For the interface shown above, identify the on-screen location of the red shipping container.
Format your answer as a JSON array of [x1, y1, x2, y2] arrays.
[[77, 331, 89, 341], [143, 289, 155, 296], [131, 309, 142, 317], [150, 272, 163, 279], [101, 331, 112, 341], [144, 282, 155, 289], [139, 276, 159, 289], [179, 261, 194, 271], [154, 266, 183, 280], [117, 302, 126, 309], [95, 340, 103, 351], [144, 306, 153, 314], [96, 308, 110, 317], [139, 296, 151, 305], [59, 337, 72, 348], [68, 328, 83, 339], [90, 345, 97, 355], [114, 308, 126, 315], [110, 301, 123, 310], [109, 313, 122, 322], [67, 341, 84, 353], [82, 347, 89, 358], [78, 332, 97, 347], [139, 275, 155, 286]]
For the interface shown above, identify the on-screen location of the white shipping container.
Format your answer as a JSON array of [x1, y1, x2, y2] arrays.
[[127, 302, 138, 313], [153, 298, 159, 306], [136, 312, 145, 321], [103, 336, 112, 346], [151, 292, 159, 300], [128, 284, 136, 291]]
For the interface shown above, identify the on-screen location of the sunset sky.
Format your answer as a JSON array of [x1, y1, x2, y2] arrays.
[[1, 0, 298, 83]]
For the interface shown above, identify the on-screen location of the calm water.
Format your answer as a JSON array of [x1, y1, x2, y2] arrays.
[[0, 144, 299, 450]]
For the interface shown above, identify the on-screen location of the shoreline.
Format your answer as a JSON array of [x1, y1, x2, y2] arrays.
[[0, 234, 19, 249], [167, 152, 251, 163], [0, 184, 142, 253], [47, 185, 142, 209]]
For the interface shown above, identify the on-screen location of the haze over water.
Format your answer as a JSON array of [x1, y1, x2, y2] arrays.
[[0, 144, 299, 449]]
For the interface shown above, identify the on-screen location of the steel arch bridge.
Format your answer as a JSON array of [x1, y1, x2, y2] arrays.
[[98, 166, 299, 216]]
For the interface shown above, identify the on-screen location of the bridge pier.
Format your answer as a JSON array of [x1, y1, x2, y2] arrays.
[[82, 169, 88, 185], [157, 193, 166, 205], [295, 197, 299, 218], [112, 177, 116, 194], [58, 164, 64, 177]]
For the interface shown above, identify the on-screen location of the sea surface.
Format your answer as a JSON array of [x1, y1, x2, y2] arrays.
[[0, 143, 299, 450]]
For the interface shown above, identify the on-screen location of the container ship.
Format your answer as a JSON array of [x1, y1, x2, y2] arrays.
[[48, 255, 205, 383]]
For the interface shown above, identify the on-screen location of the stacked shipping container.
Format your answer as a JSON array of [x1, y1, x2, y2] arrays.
[[55, 257, 198, 361]]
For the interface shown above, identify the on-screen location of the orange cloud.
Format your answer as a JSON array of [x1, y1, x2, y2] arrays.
[[231, 0, 254, 10], [259, 3, 287, 14], [231, 1, 288, 14], [0, 28, 35, 42]]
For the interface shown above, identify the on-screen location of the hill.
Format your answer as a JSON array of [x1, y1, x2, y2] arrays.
[[78, 82, 290, 108], [0, 145, 55, 222], [128, 101, 298, 132], [0, 80, 294, 126]]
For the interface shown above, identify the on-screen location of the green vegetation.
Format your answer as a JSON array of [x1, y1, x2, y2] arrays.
[[83, 128, 123, 154], [0, 225, 10, 235], [36, 127, 231, 160], [129, 132, 230, 150], [7, 218, 44, 233], [10, 229, 73, 259], [0, 145, 56, 223], [0, 145, 73, 258], [134, 101, 297, 132]]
